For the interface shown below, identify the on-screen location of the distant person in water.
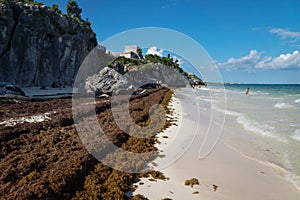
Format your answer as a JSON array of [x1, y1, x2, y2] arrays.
[[245, 88, 250, 96]]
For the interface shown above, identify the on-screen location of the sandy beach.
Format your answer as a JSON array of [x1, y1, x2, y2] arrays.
[[133, 88, 300, 200]]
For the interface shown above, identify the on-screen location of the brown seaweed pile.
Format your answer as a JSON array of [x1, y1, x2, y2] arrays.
[[0, 88, 174, 199]]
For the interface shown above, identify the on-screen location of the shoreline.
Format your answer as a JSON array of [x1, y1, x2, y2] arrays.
[[133, 88, 300, 199]]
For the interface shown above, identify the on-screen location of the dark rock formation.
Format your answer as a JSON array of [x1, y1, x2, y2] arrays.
[[0, 81, 25, 95], [0, 0, 97, 87]]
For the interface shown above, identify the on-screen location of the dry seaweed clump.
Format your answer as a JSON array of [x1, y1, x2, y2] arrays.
[[184, 178, 200, 188], [139, 170, 167, 181], [132, 194, 149, 200], [212, 184, 218, 192]]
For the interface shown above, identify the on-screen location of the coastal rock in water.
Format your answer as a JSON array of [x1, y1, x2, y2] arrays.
[[0, 0, 97, 87]]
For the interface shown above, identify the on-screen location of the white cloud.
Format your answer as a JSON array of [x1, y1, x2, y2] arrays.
[[256, 50, 300, 70], [270, 28, 300, 39], [146, 47, 163, 57], [172, 56, 184, 65], [218, 50, 300, 70], [218, 50, 260, 70]]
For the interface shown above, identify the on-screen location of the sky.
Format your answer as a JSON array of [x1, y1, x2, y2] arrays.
[[42, 0, 300, 84]]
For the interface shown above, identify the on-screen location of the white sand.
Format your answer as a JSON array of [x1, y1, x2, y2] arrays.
[[133, 88, 300, 200]]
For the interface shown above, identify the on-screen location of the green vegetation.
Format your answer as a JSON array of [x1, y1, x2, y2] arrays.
[[188, 73, 202, 82], [109, 56, 147, 69], [137, 47, 143, 58], [67, 0, 82, 19], [3, 0, 93, 34], [50, 4, 62, 14], [108, 48, 203, 85], [145, 54, 179, 68], [144, 54, 190, 78], [64, 0, 92, 33]]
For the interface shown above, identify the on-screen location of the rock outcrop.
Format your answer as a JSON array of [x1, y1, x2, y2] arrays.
[[84, 63, 190, 96], [0, 0, 97, 87], [0, 81, 25, 95]]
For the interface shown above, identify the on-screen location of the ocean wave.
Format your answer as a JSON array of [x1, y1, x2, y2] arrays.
[[274, 102, 293, 109], [211, 106, 241, 117], [236, 115, 286, 142], [295, 99, 300, 103], [199, 87, 209, 91], [197, 96, 218, 104], [212, 106, 287, 142], [198, 87, 228, 94], [291, 129, 300, 142]]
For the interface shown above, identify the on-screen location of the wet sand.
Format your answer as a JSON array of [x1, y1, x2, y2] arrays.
[[133, 88, 300, 200]]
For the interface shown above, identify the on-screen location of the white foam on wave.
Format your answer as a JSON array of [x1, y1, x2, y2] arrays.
[[237, 115, 271, 136], [199, 87, 227, 94], [199, 87, 209, 91], [274, 102, 293, 109], [236, 115, 287, 142], [0, 113, 51, 126], [284, 152, 300, 190], [197, 96, 217, 103], [291, 129, 300, 142], [212, 106, 241, 116], [295, 99, 300, 103], [211, 106, 241, 117], [212, 105, 287, 142]]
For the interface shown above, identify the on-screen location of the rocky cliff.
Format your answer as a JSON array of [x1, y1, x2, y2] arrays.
[[0, 0, 97, 87]]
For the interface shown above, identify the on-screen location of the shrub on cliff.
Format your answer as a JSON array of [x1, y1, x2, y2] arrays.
[[51, 4, 62, 14], [67, 0, 82, 19]]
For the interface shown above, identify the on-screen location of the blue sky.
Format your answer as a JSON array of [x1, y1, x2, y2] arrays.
[[42, 0, 300, 83]]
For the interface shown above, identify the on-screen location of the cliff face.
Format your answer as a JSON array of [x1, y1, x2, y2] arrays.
[[0, 0, 97, 87]]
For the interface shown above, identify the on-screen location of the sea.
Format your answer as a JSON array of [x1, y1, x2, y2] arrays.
[[197, 83, 300, 190]]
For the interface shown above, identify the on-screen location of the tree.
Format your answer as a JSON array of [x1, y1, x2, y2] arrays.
[[66, 0, 82, 19], [51, 4, 62, 14], [137, 47, 143, 59]]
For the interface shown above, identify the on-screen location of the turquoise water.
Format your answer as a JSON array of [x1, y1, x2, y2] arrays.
[[198, 83, 300, 189]]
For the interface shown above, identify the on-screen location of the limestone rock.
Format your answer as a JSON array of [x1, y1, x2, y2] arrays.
[[84, 63, 189, 96], [0, 0, 97, 87]]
